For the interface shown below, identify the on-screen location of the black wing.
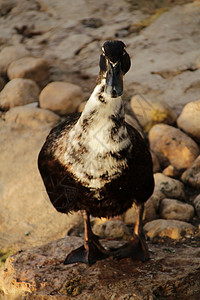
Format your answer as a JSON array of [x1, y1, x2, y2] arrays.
[[38, 113, 82, 213]]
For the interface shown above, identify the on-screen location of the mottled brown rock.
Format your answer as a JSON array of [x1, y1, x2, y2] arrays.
[[7, 56, 50, 87], [39, 81, 83, 115], [181, 155, 200, 190], [177, 99, 200, 142], [93, 220, 129, 239], [144, 219, 195, 239], [130, 95, 177, 132], [149, 124, 199, 170], [160, 198, 194, 221], [0, 236, 200, 299], [162, 164, 181, 178], [0, 78, 39, 111]]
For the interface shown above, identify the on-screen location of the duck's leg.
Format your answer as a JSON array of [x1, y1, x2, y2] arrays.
[[113, 203, 149, 262], [64, 211, 109, 266]]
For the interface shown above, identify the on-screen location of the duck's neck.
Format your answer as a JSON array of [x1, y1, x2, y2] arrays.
[[78, 81, 125, 128]]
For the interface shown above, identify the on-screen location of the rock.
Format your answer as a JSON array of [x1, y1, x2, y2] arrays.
[[160, 198, 194, 222], [39, 81, 83, 115], [151, 151, 161, 173], [177, 99, 200, 142], [0, 77, 5, 92], [144, 198, 157, 222], [1, 236, 200, 299], [0, 45, 30, 75], [144, 219, 195, 239], [0, 78, 39, 111], [149, 190, 164, 213], [93, 220, 129, 239], [130, 95, 177, 132], [0, 120, 82, 251], [149, 173, 185, 214], [124, 199, 157, 224], [162, 165, 181, 178], [125, 114, 144, 136], [149, 124, 199, 169], [7, 56, 50, 87], [124, 205, 137, 225], [5, 104, 60, 128], [154, 173, 185, 201], [181, 155, 200, 190], [193, 194, 200, 218]]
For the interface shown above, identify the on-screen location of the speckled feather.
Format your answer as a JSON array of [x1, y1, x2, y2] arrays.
[[38, 113, 154, 217]]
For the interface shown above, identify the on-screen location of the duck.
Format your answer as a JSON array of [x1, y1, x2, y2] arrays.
[[38, 40, 154, 266]]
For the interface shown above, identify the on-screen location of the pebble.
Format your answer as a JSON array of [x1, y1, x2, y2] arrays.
[[92, 220, 129, 239], [144, 219, 195, 239], [0, 78, 39, 111], [149, 124, 199, 170], [193, 194, 200, 218], [154, 173, 185, 201], [7, 56, 50, 87], [39, 81, 83, 115], [130, 94, 177, 132], [5, 104, 60, 128], [177, 99, 200, 142], [160, 198, 194, 221], [0, 45, 30, 75], [181, 155, 200, 190], [162, 165, 181, 178]]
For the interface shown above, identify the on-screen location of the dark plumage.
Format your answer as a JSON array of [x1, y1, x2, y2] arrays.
[[38, 40, 154, 265]]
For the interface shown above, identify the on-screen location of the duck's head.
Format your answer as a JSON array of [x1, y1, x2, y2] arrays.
[[99, 40, 131, 98]]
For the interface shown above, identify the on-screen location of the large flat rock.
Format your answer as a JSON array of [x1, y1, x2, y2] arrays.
[[0, 236, 200, 299]]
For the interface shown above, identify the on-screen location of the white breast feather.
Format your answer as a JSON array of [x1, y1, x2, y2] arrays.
[[56, 83, 132, 189]]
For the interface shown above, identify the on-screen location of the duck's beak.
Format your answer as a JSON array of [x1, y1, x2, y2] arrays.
[[105, 61, 123, 98]]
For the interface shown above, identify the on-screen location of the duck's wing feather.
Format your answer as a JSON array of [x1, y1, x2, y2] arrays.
[[38, 113, 82, 213]]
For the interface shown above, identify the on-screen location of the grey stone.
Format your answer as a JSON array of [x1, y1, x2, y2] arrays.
[[193, 194, 200, 218], [181, 155, 200, 190], [154, 173, 185, 201], [160, 198, 194, 221]]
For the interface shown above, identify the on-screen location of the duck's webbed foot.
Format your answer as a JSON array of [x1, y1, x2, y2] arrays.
[[64, 237, 109, 266], [113, 203, 149, 262], [64, 211, 109, 266], [112, 233, 149, 262]]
